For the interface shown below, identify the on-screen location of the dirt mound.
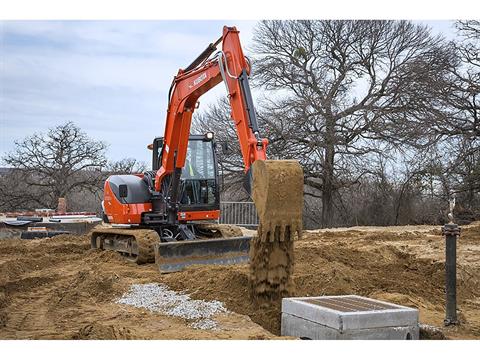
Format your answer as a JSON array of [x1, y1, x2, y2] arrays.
[[2, 224, 480, 339], [0, 232, 273, 340], [85, 248, 126, 264], [293, 243, 449, 307], [49, 270, 122, 310], [461, 223, 480, 240], [301, 230, 362, 241], [162, 228, 480, 338], [197, 224, 244, 238], [162, 264, 282, 334], [0, 237, 89, 285], [43, 234, 91, 244], [0, 234, 89, 254], [361, 232, 422, 242]]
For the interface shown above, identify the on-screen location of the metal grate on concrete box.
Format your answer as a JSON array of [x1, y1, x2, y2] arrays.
[[281, 295, 419, 340]]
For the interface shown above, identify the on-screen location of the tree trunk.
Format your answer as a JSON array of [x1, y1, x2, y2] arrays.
[[321, 117, 335, 228]]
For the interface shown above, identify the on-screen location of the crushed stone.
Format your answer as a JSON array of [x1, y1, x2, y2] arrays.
[[191, 319, 219, 330], [116, 283, 227, 330]]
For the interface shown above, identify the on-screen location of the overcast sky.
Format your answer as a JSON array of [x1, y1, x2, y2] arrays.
[[0, 20, 457, 166]]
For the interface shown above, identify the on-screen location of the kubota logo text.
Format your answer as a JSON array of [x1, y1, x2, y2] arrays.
[[192, 72, 207, 87]]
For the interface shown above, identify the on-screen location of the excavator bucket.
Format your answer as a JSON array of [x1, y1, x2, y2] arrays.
[[249, 159, 304, 298], [155, 236, 251, 273], [251, 160, 303, 236]]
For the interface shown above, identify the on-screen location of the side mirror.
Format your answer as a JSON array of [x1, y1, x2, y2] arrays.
[[118, 184, 128, 198]]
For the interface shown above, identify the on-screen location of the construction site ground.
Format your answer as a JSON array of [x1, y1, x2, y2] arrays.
[[1, 222, 479, 340]]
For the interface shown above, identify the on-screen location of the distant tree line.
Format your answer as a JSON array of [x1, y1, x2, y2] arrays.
[[0, 121, 146, 213], [193, 20, 480, 228]]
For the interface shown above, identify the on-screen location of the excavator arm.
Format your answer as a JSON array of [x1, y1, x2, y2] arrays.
[[155, 26, 268, 223]]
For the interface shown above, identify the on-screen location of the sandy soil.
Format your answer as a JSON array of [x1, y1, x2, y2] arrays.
[[0, 235, 272, 339], [1, 222, 479, 339]]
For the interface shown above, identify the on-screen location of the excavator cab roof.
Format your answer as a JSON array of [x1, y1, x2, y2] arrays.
[[149, 134, 215, 172]]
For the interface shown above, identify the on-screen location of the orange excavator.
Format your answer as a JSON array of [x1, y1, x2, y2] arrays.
[[91, 26, 303, 274]]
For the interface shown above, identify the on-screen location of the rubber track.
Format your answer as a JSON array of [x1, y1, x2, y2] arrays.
[[90, 227, 160, 264]]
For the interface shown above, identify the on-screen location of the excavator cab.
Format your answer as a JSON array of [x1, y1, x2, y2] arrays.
[[151, 134, 220, 212]]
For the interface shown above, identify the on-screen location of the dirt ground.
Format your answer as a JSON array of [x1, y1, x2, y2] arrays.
[[1, 222, 479, 339], [0, 234, 271, 339]]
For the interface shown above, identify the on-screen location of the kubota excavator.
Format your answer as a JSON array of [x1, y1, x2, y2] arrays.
[[91, 26, 303, 274]]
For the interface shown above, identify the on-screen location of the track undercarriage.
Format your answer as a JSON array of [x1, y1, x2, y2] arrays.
[[90, 223, 251, 272]]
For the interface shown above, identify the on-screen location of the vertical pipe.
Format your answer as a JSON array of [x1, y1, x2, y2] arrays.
[[442, 223, 460, 326]]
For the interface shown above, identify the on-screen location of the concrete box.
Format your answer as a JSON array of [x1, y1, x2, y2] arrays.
[[281, 295, 419, 340]]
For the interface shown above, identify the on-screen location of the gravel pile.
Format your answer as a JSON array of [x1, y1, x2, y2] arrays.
[[116, 283, 227, 330]]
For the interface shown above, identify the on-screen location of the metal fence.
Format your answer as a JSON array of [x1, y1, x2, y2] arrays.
[[220, 201, 258, 227]]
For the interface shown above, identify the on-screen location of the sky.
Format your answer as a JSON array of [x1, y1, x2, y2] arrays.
[[0, 20, 457, 166]]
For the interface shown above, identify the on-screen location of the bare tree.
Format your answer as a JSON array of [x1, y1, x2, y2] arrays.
[[106, 158, 147, 175], [433, 21, 480, 140], [425, 21, 480, 212], [0, 169, 42, 211], [456, 21, 480, 68], [1, 121, 107, 210], [251, 20, 455, 227]]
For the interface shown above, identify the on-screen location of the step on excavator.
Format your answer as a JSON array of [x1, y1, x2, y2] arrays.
[[91, 26, 303, 275]]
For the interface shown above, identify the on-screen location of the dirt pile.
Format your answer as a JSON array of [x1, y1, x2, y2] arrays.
[[1, 222, 480, 339], [163, 223, 480, 338], [198, 224, 244, 238], [0, 233, 272, 339], [249, 160, 303, 299]]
